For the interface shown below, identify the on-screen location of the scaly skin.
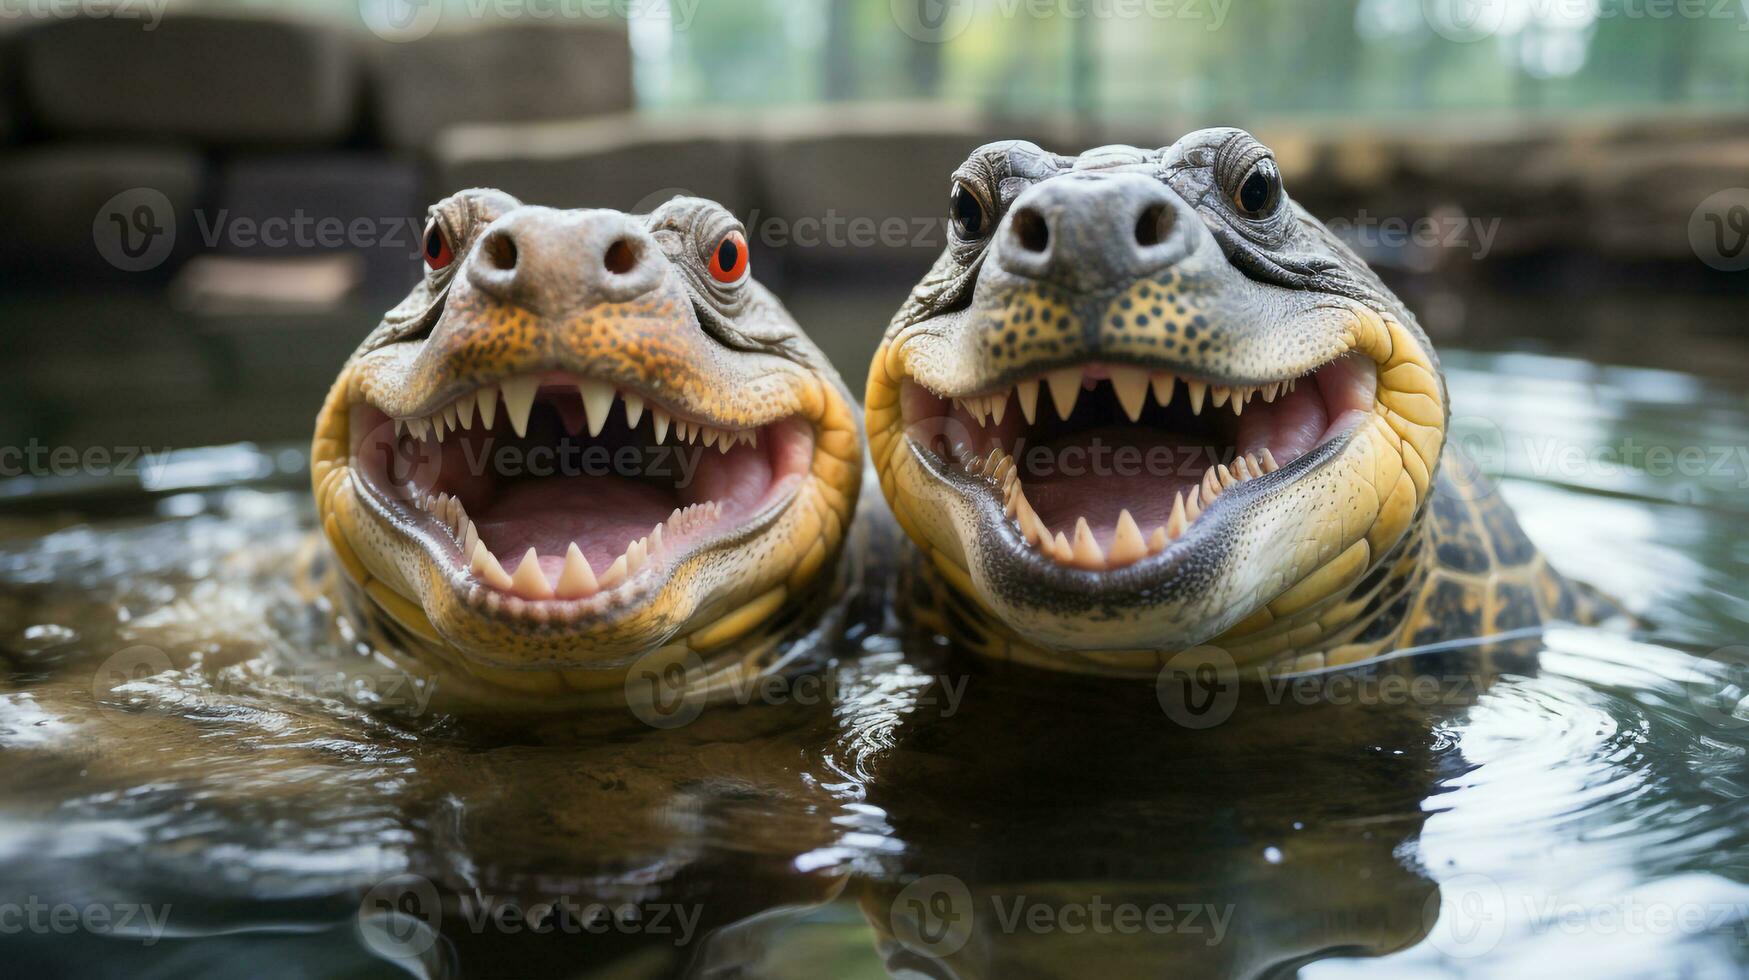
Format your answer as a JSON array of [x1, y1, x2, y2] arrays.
[[866, 131, 1606, 676], [310, 189, 861, 709]]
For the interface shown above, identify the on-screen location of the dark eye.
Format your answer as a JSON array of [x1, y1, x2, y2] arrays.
[[422, 220, 454, 271], [950, 182, 988, 239], [1234, 160, 1280, 218], [708, 230, 748, 283]]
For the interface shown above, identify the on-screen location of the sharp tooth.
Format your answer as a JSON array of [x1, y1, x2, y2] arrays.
[[1231, 389, 1244, 416], [1167, 492, 1189, 539], [510, 548, 553, 599], [622, 392, 644, 428], [678, 420, 693, 444], [1234, 456, 1253, 480], [409, 417, 430, 441], [577, 379, 614, 437], [463, 520, 479, 556], [394, 418, 406, 439], [455, 395, 474, 429], [1217, 463, 1237, 488], [650, 524, 664, 552], [1015, 379, 1040, 424], [1071, 517, 1105, 569], [1186, 381, 1207, 415], [717, 431, 733, 454], [1185, 487, 1203, 520], [599, 555, 628, 589], [744, 429, 758, 448], [967, 397, 988, 427], [988, 393, 1007, 426], [470, 541, 512, 589], [1150, 525, 1168, 551], [1004, 486, 1019, 518], [1262, 382, 1279, 403], [1109, 510, 1147, 565], [442, 404, 458, 432], [476, 385, 498, 429], [1260, 449, 1279, 472], [1211, 386, 1230, 409], [1046, 368, 1081, 420], [1052, 531, 1074, 563], [1201, 468, 1221, 504], [1110, 367, 1149, 422], [626, 538, 647, 574], [556, 543, 598, 598], [1150, 373, 1176, 408], [652, 408, 670, 443], [500, 376, 539, 438], [431, 413, 446, 442], [701, 426, 718, 449]]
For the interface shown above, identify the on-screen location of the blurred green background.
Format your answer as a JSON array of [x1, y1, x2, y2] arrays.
[[0, 0, 1744, 470]]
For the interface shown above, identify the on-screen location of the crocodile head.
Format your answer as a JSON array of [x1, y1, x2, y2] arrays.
[[866, 130, 1446, 674], [312, 189, 861, 701]]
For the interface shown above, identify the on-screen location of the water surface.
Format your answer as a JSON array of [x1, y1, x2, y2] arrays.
[[1, 351, 1745, 978]]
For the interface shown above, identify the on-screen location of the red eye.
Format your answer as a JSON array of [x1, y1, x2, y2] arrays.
[[422, 220, 454, 271], [708, 230, 748, 283]]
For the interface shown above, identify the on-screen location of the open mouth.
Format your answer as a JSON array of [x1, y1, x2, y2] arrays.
[[349, 371, 814, 609], [901, 352, 1378, 571]]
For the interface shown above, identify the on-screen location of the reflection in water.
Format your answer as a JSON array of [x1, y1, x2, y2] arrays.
[[0, 352, 1746, 978]]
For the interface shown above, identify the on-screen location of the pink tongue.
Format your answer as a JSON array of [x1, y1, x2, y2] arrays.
[[469, 440, 779, 573], [1022, 425, 1211, 548], [476, 477, 674, 572], [1236, 377, 1327, 463]]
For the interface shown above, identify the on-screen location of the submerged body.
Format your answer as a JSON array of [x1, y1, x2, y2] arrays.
[[309, 190, 863, 709], [867, 131, 1613, 674]]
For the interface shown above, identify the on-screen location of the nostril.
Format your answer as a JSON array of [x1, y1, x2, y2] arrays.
[[482, 231, 518, 272], [603, 238, 639, 276], [1012, 208, 1050, 254], [1134, 203, 1171, 248]]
